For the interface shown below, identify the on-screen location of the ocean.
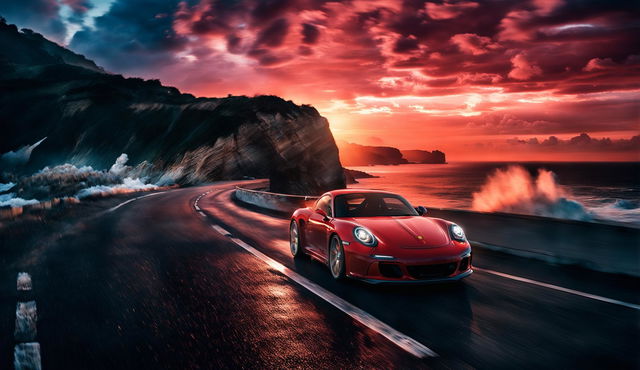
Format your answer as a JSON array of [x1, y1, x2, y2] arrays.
[[346, 162, 640, 227]]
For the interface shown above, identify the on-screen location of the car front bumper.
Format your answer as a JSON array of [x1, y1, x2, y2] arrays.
[[346, 250, 473, 283], [359, 269, 472, 284]]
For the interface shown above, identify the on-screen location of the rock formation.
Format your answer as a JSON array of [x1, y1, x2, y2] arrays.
[[343, 168, 378, 184], [0, 19, 345, 195], [401, 150, 446, 164]]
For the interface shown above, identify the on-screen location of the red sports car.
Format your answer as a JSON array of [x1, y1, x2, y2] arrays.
[[289, 189, 472, 283]]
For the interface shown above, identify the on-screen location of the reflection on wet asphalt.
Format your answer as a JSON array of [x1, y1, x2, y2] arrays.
[[0, 181, 637, 369]]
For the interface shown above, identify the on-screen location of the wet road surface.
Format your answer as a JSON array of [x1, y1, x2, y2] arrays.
[[1, 181, 639, 369]]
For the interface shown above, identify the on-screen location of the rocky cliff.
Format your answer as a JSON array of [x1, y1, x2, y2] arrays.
[[0, 20, 345, 195], [401, 150, 446, 164]]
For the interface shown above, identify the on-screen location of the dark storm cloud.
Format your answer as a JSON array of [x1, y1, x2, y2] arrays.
[[176, 0, 247, 35], [250, 0, 295, 26], [226, 33, 243, 54], [393, 35, 419, 54], [254, 17, 289, 47], [6, 0, 638, 106], [301, 23, 319, 44], [0, 0, 67, 42], [69, 0, 188, 73]]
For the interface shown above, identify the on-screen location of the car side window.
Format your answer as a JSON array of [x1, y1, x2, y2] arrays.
[[315, 195, 332, 217]]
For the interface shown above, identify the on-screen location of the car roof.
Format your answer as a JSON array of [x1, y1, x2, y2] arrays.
[[322, 189, 401, 197]]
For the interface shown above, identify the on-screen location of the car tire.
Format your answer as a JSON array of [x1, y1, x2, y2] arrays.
[[328, 235, 346, 280], [290, 220, 305, 259]]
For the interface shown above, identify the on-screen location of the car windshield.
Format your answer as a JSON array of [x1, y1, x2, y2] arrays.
[[334, 193, 419, 217]]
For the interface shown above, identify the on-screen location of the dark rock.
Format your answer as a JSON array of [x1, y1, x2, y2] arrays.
[[0, 20, 345, 195], [344, 168, 378, 184], [401, 149, 446, 164]]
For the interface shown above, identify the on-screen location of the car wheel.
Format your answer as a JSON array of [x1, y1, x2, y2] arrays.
[[328, 235, 346, 280], [290, 221, 305, 258]]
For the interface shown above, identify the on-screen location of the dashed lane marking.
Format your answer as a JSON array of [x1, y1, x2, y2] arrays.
[[13, 273, 42, 370], [105, 191, 164, 213], [211, 225, 232, 236], [14, 343, 41, 370], [17, 273, 32, 291], [15, 301, 37, 342]]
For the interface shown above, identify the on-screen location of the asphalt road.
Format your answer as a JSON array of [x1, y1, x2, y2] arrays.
[[2, 181, 639, 369]]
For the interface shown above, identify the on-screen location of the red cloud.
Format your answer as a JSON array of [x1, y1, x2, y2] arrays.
[[583, 57, 618, 71], [424, 1, 479, 20], [38, 0, 637, 161], [450, 33, 500, 55], [508, 53, 542, 80]]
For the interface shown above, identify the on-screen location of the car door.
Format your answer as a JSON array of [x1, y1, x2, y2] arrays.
[[307, 195, 333, 258]]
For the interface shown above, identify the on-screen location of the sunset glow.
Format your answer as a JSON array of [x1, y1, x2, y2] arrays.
[[4, 0, 637, 161]]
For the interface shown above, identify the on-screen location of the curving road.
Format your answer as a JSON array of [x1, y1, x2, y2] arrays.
[[2, 181, 639, 369]]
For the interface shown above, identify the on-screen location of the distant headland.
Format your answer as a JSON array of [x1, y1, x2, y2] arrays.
[[337, 141, 446, 166]]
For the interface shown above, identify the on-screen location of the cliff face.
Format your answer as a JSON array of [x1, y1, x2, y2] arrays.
[[0, 21, 345, 195], [401, 150, 446, 164]]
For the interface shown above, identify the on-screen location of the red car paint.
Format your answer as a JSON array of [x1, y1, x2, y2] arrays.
[[290, 189, 472, 283]]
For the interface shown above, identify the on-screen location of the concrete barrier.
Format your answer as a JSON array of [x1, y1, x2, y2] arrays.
[[234, 186, 318, 215], [426, 208, 640, 277], [234, 186, 640, 277]]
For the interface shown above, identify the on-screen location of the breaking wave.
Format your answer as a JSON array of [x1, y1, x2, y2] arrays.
[[76, 177, 157, 198], [588, 199, 640, 225], [0, 193, 38, 208], [472, 166, 592, 221], [0, 182, 15, 192], [0, 153, 161, 209]]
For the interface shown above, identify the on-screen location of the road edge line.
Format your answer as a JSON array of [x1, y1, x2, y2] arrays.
[[475, 267, 640, 311]]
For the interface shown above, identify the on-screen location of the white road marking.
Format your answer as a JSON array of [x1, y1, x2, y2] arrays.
[[13, 274, 42, 370], [194, 205, 201, 211], [14, 343, 41, 370], [17, 273, 32, 291], [106, 191, 164, 213], [475, 267, 640, 311], [226, 235, 437, 358], [15, 301, 37, 342], [197, 211, 206, 217], [211, 225, 232, 236]]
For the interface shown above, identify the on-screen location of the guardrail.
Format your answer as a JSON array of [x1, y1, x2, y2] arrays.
[[233, 186, 640, 277], [426, 208, 640, 277], [234, 186, 318, 214]]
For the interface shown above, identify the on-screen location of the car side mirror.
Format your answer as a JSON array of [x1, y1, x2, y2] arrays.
[[316, 208, 330, 221], [415, 206, 428, 216]]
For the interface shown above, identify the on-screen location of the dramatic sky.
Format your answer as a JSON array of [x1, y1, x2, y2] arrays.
[[2, 0, 639, 161]]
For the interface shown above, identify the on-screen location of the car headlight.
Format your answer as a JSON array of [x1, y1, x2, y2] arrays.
[[450, 224, 466, 242], [353, 226, 377, 247]]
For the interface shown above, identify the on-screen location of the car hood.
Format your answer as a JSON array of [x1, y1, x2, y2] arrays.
[[348, 216, 450, 248]]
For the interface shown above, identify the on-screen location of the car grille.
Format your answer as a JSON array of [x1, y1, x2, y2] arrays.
[[459, 256, 470, 271], [407, 262, 457, 279], [379, 263, 403, 278]]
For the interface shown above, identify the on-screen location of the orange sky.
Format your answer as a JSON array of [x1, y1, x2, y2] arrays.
[[5, 0, 638, 161]]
